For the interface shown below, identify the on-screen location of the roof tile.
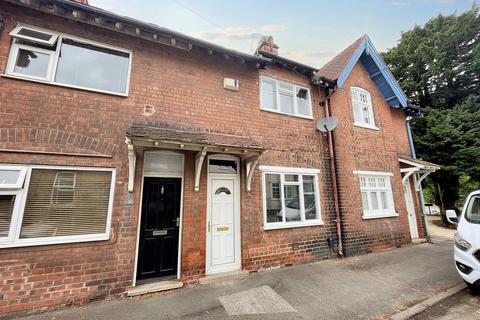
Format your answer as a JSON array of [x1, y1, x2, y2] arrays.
[[315, 35, 365, 81]]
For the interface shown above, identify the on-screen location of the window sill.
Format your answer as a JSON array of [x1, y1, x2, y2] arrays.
[[264, 220, 324, 230], [1, 74, 129, 97], [260, 108, 314, 120], [353, 123, 380, 131], [362, 212, 399, 220], [0, 234, 110, 249]]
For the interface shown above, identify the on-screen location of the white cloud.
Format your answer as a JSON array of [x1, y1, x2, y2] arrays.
[[391, 1, 407, 6], [194, 27, 262, 41], [193, 24, 287, 42], [281, 50, 338, 68], [436, 0, 455, 3], [260, 24, 288, 33]]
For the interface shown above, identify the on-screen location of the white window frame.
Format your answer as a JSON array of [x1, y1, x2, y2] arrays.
[[0, 166, 28, 189], [353, 170, 397, 219], [350, 87, 378, 130], [4, 23, 132, 97], [0, 165, 116, 248], [260, 76, 313, 119], [6, 43, 57, 82], [9, 24, 59, 46], [260, 166, 323, 230]]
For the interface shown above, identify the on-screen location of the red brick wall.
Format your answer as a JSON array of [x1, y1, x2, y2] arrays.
[[329, 62, 424, 255], [0, 2, 423, 316], [0, 4, 335, 315], [242, 66, 335, 271]]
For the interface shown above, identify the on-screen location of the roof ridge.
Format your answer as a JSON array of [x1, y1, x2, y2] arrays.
[[314, 35, 366, 81]]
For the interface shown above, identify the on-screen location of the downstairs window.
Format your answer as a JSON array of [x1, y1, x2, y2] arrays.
[[261, 166, 322, 230], [0, 165, 115, 248], [355, 171, 396, 219]]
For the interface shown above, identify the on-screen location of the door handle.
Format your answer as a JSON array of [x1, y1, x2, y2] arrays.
[[208, 221, 211, 233], [175, 217, 180, 227]]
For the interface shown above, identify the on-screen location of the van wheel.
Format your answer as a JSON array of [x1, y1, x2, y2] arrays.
[[465, 281, 480, 295]]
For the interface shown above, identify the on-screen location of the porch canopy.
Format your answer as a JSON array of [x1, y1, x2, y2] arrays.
[[125, 124, 265, 192], [399, 157, 440, 191]]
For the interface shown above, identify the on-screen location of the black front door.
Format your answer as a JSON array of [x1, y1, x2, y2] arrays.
[[137, 177, 181, 281]]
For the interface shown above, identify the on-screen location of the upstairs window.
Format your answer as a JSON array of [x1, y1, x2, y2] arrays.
[[260, 76, 312, 118], [351, 87, 377, 129], [10, 25, 58, 46], [6, 24, 131, 96], [355, 171, 396, 219]]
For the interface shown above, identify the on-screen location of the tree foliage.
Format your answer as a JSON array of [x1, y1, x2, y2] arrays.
[[383, 6, 480, 210]]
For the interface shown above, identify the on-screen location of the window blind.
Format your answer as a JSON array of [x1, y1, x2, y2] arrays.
[[20, 169, 112, 239], [0, 195, 15, 237]]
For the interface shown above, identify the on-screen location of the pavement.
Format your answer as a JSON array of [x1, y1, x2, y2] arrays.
[[412, 289, 480, 320], [409, 215, 480, 320], [426, 215, 456, 242], [14, 234, 461, 320]]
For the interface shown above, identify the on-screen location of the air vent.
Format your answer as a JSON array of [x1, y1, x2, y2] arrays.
[[223, 78, 239, 91], [144, 104, 155, 117]]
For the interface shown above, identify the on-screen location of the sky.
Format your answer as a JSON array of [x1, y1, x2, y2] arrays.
[[89, 0, 476, 68]]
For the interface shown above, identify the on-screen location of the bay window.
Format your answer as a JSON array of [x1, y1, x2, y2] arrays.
[[354, 170, 396, 219], [261, 166, 322, 229], [6, 24, 131, 96], [0, 165, 115, 248]]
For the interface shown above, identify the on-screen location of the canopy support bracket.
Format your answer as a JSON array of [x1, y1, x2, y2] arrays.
[[415, 171, 431, 191], [245, 155, 259, 192], [401, 168, 418, 185], [194, 147, 207, 192], [126, 138, 136, 192]]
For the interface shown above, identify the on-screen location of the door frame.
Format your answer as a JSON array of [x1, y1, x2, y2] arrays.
[[403, 177, 419, 240], [205, 154, 241, 275], [132, 150, 184, 287]]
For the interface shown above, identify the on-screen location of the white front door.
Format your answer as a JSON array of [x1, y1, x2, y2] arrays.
[[206, 156, 240, 275], [403, 179, 419, 240]]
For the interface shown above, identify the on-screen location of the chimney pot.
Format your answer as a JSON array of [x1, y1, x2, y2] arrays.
[[255, 35, 279, 55]]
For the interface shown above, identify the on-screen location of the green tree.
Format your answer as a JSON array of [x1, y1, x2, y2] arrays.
[[383, 6, 480, 211]]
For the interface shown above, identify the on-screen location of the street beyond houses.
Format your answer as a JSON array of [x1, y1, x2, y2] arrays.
[[15, 237, 460, 320]]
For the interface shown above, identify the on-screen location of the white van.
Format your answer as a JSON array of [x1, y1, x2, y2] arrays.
[[447, 190, 480, 292]]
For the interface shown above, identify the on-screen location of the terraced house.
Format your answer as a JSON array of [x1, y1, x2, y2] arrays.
[[0, 0, 440, 316]]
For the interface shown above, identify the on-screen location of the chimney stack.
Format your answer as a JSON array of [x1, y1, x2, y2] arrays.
[[255, 36, 279, 55], [73, 0, 89, 4]]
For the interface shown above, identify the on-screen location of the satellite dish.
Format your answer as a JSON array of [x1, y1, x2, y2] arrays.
[[316, 117, 339, 132]]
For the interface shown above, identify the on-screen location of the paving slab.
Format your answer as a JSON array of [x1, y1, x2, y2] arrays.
[[14, 239, 461, 320]]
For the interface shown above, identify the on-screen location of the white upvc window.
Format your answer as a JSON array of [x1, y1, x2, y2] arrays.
[[261, 166, 323, 230], [351, 87, 378, 129], [5, 23, 132, 96], [0, 165, 115, 248], [260, 76, 313, 118], [354, 170, 396, 219]]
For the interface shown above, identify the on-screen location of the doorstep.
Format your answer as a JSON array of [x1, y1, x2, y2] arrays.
[[127, 279, 183, 297], [199, 269, 249, 285], [412, 238, 428, 245]]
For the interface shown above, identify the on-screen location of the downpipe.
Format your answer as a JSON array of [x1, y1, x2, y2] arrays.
[[323, 86, 344, 257]]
